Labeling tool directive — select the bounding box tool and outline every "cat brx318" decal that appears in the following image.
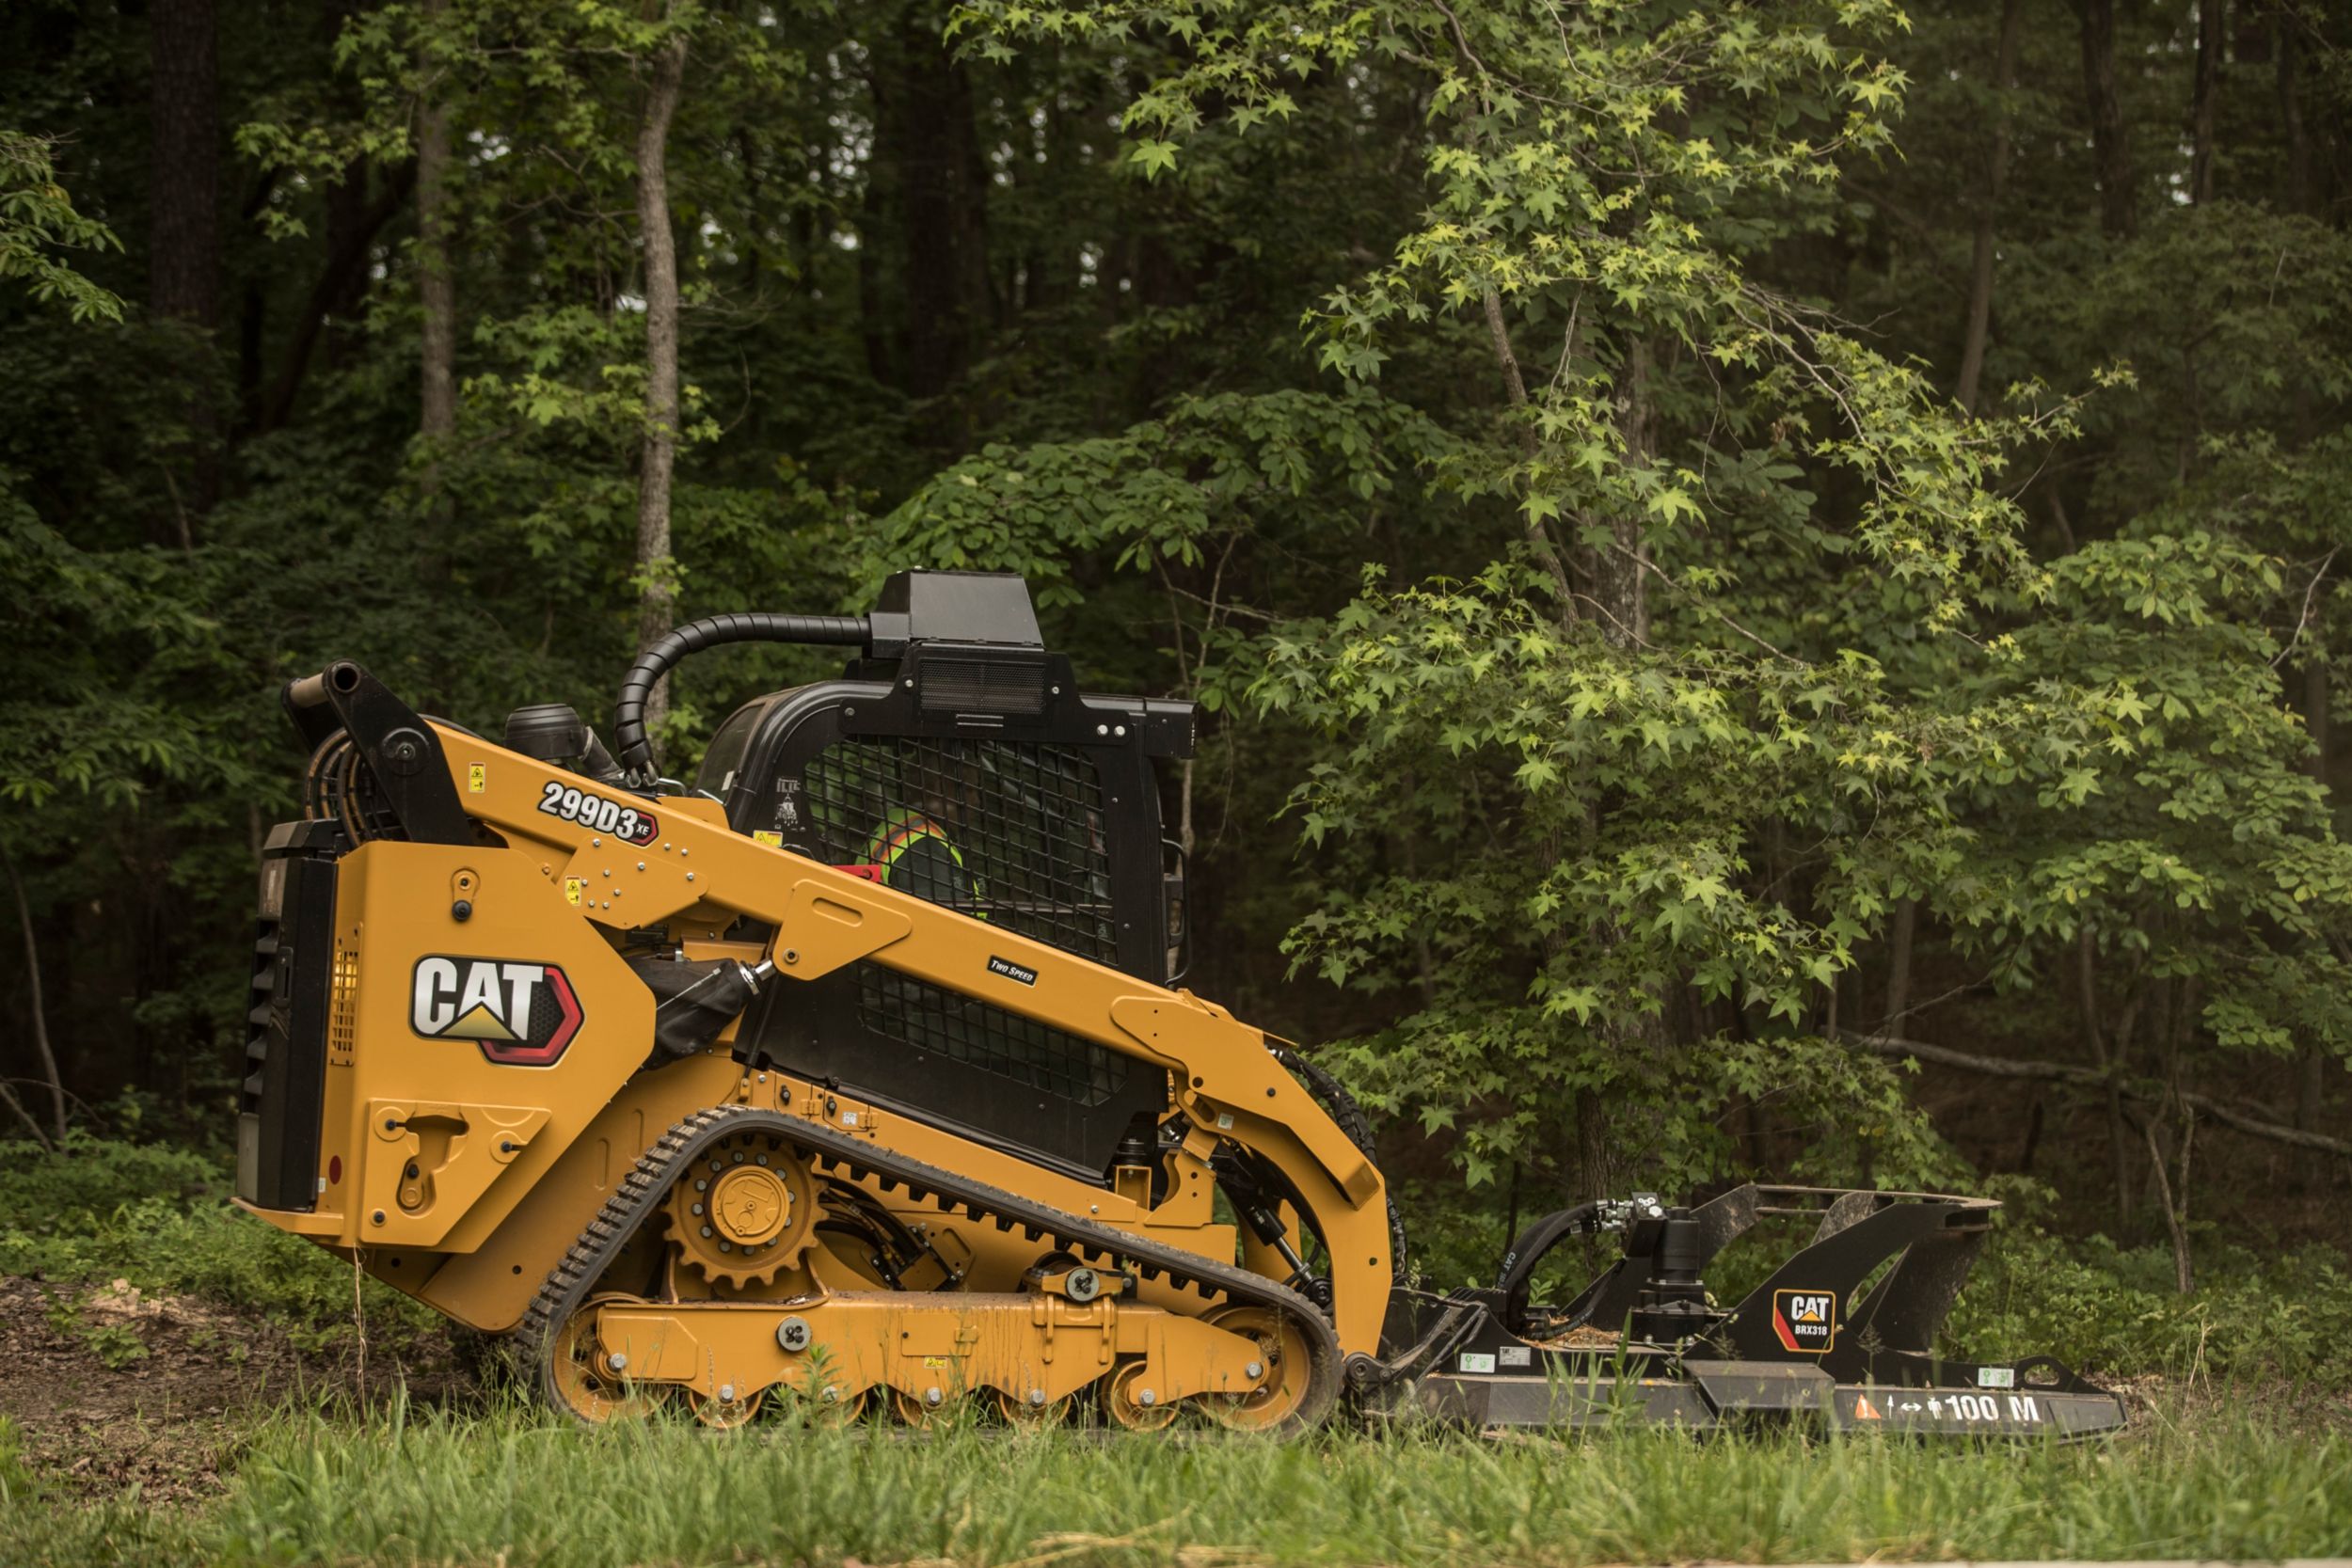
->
[1771,1287,1838,1353]
[410,956,583,1066]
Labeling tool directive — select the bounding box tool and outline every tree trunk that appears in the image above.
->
[1956,0,2025,414]
[416,0,458,475]
[260,163,417,436]
[631,30,691,757]
[149,0,219,328]
[2139,1112,2196,1293]
[2280,6,2312,215]
[2076,0,2137,238]
[1883,896,1918,1030]
[0,846,67,1142]
[874,8,984,410]
[148,0,221,522]
[1480,287,1577,624]
[2298,655,2332,1180]
[2077,927,2136,1228]
[1590,335,1654,648]
[1573,1087,1617,1205]
[2191,0,2228,203]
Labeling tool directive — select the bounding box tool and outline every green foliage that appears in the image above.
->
[0,1137,440,1354]
[0,1418,33,1506]
[1954,1223,2352,1389]
[0,131,120,324]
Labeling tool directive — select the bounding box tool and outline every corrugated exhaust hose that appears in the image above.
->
[613,611,869,781]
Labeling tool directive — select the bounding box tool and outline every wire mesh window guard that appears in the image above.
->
[854,963,1124,1107]
[803,736,1116,963]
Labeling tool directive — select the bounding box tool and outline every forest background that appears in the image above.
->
[4,0,2352,1378]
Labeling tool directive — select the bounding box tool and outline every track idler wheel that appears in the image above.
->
[993,1386,1073,1430]
[812,1386,869,1427]
[1200,1306,1314,1432]
[545,1295,662,1424]
[893,1386,959,1428]
[689,1386,764,1430]
[1102,1362,1179,1431]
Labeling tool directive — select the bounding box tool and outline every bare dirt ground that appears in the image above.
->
[0,1275,475,1503]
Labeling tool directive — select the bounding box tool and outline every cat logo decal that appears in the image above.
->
[409,956,583,1066]
[1772,1288,1838,1354]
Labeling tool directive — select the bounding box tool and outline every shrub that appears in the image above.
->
[0,1134,444,1354]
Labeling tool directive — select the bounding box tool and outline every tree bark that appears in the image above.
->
[632,30,691,757]
[2076,0,2137,238]
[2076,927,2137,1227]
[1956,0,2025,413]
[1883,896,1918,1028]
[148,0,222,523]
[2280,5,2312,215]
[0,846,67,1142]
[876,8,984,407]
[2298,656,2332,1180]
[1481,287,1577,625]
[258,164,417,436]
[416,0,458,476]
[149,0,220,328]
[2139,1113,2195,1293]
[2191,0,2228,204]
[1591,335,1654,648]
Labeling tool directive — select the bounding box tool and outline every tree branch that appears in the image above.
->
[1839,1029,2352,1158]
[0,842,66,1140]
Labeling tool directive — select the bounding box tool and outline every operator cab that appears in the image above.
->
[688,571,1194,1180]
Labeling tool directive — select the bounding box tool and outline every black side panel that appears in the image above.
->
[236,830,340,1211]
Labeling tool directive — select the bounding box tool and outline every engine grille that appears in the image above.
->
[803,736,1116,963]
[856,963,1125,1107]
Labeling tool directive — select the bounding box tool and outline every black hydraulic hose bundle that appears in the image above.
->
[613,611,870,781]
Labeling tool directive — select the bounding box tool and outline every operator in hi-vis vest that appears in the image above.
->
[865,804,989,919]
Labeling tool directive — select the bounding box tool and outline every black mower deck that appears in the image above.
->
[1409,1360,2127,1437]
[1372,1183,2129,1439]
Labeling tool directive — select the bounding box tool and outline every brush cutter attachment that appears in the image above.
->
[1375,1184,2126,1436]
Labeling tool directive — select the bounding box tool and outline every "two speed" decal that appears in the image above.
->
[536,782,658,846]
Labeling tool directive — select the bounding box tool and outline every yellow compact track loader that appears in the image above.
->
[236,570,2125,1436]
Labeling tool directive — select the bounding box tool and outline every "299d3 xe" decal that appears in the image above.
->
[536,782,657,846]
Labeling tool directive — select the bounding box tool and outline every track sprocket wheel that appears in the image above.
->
[663,1127,819,1290]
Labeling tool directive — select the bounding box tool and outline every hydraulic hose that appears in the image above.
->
[614,611,869,780]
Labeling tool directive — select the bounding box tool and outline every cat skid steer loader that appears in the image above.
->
[234,570,2125,1437]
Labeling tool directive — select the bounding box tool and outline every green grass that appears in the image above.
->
[0,1134,445,1358]
[6,1397,2349,1566]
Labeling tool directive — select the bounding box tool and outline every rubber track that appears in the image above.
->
[513,1104,1343,1432]
[1270,1046,1409,1277]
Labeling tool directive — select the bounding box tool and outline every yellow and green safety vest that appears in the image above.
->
[865,807,988,918]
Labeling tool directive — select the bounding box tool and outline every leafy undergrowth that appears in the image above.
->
[1947,1219,2352,1388]
[4,1394,2348,1567]
[0,1134,447,1361]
